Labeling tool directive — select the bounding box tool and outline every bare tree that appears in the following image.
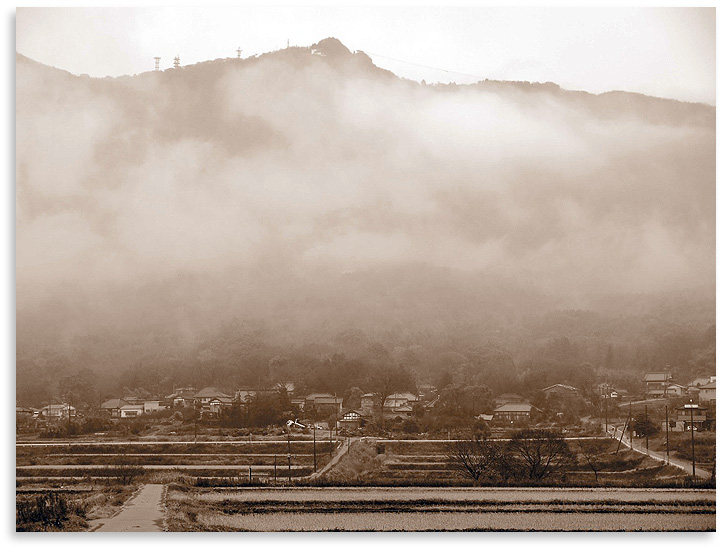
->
[447,437,502,481]
[576,439,609,483]
[506,429,574,481]
[106,455,146,486]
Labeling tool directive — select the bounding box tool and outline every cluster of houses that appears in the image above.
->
[642,371,716,403]
[17,370,715,434]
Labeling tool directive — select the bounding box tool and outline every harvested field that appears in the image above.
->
[166,486,716,531]
[191,511,715,531]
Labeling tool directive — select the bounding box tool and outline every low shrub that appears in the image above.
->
[16,492,87,531]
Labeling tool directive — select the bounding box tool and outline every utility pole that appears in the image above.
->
[287,431,292,483]
[194,408,198,443]
[604,395,608,436]
[645,404,649,454]
[665,405,670,463]
[616,410,631,454]
[274,455,277,483]
[313,424,317,472]
[628,402,633,450]
[67,395,72,437]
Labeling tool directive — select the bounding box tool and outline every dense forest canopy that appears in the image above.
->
[16,38,715,407]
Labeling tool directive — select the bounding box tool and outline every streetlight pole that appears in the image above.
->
[689,405,696,478]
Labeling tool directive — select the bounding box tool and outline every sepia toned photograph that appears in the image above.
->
[13,5,716,533]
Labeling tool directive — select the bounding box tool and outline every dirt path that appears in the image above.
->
[91,484,165,532]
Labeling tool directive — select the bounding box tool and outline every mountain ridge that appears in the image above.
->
[16,37,716,114]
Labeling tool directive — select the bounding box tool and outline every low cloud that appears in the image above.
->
[16,46,715,336]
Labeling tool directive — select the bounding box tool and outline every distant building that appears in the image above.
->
[699,380,716,403]
[304,393,343,416]
[686,376,713,390]
[236,388,276,402]
[40,404,76,419]
[204,396,234,417]
[100,398,127,418]
[493,403,534,422]
[643,372,673,398]
[194,387,232,406]
[596,383,627,400]
[383,392,418,409]
[542,384,579,399]
[417,384,438,401]
[119,403,144,418]
[360,393,380,412]
[669,404,710,432]
[16,406,38,419]
[102,397,165,417]
[336,409,369,430]
[166,387,197,408]
[493,393,528,408]
[383,404,413,423]
[664,384,687,398]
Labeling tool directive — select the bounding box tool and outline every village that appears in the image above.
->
[17,370,716,440]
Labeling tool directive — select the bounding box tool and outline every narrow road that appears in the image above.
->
[91,484,165,532]
[309,438,354,479]
[608,426,711,479]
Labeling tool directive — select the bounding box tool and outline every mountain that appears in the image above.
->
[15,39,715,398]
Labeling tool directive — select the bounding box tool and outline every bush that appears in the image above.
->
[105,456,147,485]
[80,417,112,434]
[17,493,87,530]
[401,419,420,434]
[38,426,66,439]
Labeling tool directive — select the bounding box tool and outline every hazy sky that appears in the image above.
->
[16,6,716,104]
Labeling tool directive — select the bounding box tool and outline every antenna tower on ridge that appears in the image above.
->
[173,55,180,69]
[236,47,242,58]
[154,57,161,71]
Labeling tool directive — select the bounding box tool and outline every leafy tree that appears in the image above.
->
[632,414,660,438]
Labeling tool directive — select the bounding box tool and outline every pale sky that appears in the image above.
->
[15,6,716,105]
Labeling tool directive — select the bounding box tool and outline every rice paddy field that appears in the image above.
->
[16,438,338,483]
[17,437,715,531]
[165,486,716,531]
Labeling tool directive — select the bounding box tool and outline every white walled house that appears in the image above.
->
[119,404,144,417]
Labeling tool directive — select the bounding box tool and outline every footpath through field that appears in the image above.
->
[91,484,165,532]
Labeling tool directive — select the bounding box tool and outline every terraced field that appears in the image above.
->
[16,439,341,484]
[369,440,461,484]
